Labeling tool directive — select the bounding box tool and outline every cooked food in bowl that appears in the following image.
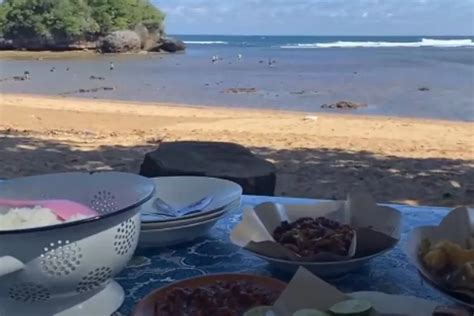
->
[0,206,89,230]
[155,280,281,316]
[272,217,354,257]
[421,239,474,273]
[420,239,474,300]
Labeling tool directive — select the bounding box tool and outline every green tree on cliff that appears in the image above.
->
[0,0,98,40]
[88,0,165,35]
[0,2,8,36]
[0,0,164,41]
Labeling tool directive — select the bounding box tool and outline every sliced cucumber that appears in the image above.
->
[243,305,276,316]
[293,308,329,316]
[329,299,373,316]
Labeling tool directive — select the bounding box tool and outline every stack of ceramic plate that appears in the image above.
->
[138,176,242,248]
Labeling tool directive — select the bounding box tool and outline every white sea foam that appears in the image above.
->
[183,41,228,45]
[281,38,474,49]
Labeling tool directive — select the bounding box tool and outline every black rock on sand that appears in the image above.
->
[321,101,368,110]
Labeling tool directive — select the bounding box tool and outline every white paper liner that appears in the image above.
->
[404,207,474,304]
[231,191,401,262]
[272,267,438,316]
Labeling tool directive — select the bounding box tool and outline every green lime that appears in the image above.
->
[293,308,329,316]
[243,305,276,316]
[329,299,373,316]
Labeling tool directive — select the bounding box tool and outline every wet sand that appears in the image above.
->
[1,94,473,206]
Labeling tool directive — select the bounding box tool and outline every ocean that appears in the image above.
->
[1,35,473,121]
[180,35,474,49]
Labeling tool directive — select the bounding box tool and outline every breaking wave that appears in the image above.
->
[183,41,228,45]
[281,38,474,49]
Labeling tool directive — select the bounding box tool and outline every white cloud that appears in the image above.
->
[191,7,208,15]
[154,0,474,35]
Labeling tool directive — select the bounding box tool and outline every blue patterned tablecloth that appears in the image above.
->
[116,195,451,315]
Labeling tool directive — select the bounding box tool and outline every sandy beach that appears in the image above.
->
[0,93,473,207]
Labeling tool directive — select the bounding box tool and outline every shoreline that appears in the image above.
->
[1,93,473,207]
[2,46,473,122]
[0,50,99,60]
[1,93,468,125]
[0,50,167,60]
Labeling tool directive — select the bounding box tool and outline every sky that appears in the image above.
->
[153,0,474,35]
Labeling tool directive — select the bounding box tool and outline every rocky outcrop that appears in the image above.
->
[321,101,368,110]
[150,37,186,53]
[0,37,96,51]
[99,30,141,53]
[224,88,257,94]
[66,41,97,50]
[0,38,14,50]
[135,24,163,51]
[140,141,277,196]
[134,24,149,48]
[0,29,186,53]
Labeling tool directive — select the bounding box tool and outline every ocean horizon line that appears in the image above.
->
[170,34,474,37]
[178,36,474,49]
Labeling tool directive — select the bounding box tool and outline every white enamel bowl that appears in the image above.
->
[0,172,154,316]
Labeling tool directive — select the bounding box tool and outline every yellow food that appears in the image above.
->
[423,248,449,272]
[422,239,474,272]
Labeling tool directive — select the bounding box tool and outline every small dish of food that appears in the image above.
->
[134,268,471,316]
[273,217,355,258]
[131,274,286,316]
[231,192,401,277]
[405,206,474,308]
[419,239,474,305]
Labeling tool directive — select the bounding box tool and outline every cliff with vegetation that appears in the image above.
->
[0,0,184,53]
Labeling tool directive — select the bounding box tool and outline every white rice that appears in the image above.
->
[0,206,88,230]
